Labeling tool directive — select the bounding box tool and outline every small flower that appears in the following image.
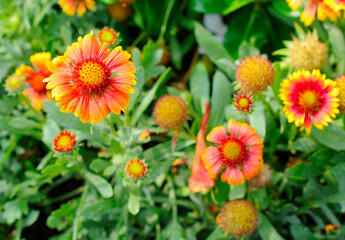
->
[107,1,133,21]
[5,74,25,94]
[287,0,339,26]
[189,104,215,193]
[217,200,258,238]
[16,52,52,111]
[58,0,95,17]
[235,56,275,93]
[98,27,118,46]
[233,89,253,113]
[325,224,340,232]
[125,158,148,179]
[248,164,271,188]
[53,130,76,152]
[203,119,263,185]
[335,75,345,113]
[279,70,339,134]
[172,158,187,166]
[44,32,136,125]
[153,95,189,131]
[138,130,151,141]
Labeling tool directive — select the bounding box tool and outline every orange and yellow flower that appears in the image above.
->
[189,104,215,193]
[138,130,151,141]
[233,89,253,113]
[98,27,118,46]
[335,75,345,113]
[58,0,95,17]
[287,0,340,26]
[325,0,345,11]
[279,70,339,134]
[5,74,25,94]
[44,32,136,125]
[15,52,52,110]
[203,119,263,185]
[125,158,148,179]
[53,129,76,152]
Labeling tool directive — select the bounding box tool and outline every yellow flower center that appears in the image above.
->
[238,98,249,108]
[299,90,320,110]
[222,141,242,161]
[56,135,74,149]
[78,61,106,85]
[128,161,144,176]
[6,76,23,90]
[100,31,115,43]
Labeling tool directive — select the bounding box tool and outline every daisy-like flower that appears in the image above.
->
[287,0,339,26]
[125,158,148,179]
[325,0,345,11]
[279,70,339,134]
[15,52,52,111]
[44,32,136,125]
[53,130,76,152]
[203,119,263,185]
[98,27,118,46]
[233,89,253,113]
[58,0,95,17]
[217,200,258,238]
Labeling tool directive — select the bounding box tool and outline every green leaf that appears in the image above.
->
[223,0,256,15]
[42,165,64,178]
[206,227,227,240]
[290,225,317,240]
[215,58,236,81]
[208,71,232,131]
[89,159,112,174]
[81,199,117,219]
[189,0,233,13]
[258,212,285,240]
[85,172,113,199]
[128,192,140,215]
[190,62,210,115]
[47,200,77,231]
[229,183,246,200]
[312,124,345,151]
[249,100,266,140]
[131,68,171,125]
[3,198,29,224]
[238,41,260,59]
[42,119,60,147]
[194,21,232,63]
[290,137,320,152]
[325,24,345,74]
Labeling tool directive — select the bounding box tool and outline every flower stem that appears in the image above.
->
[158,0,175,43]
[72,181,89,240]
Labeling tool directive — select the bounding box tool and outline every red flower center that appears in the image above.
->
[29,72,48,93]
[220,138,248,166]
[74,60,110,95]
[298,90,321,111]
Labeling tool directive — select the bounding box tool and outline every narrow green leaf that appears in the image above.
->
[190,62,210,115]
[249,100,266,140]
[258,212,284,240]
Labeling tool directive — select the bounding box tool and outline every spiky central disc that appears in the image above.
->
[220,138,247,166]
[56,135,74,149]
[128,162,144,175]
[78,61,106,85]
[100,31,115,43]
[238,98,249,108]
[299,90,320,111]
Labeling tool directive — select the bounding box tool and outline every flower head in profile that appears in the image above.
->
[44,32,136,125]
[279,70,339,134]
[138,130,151,141]
[235,56,275,93]
[58,0,95,17]
[5,74,25,94]
[335,75,345,113]
[98,27,118,46]
[189,104,215,193]
[275,25,328,71]
[153,95,189,131]
[217,200,258,238]
[15,52,52,110]
[286,0,339,26]
[233,89,253,113]
[203,119,263,185]
[125,158,148,179]
[53,130,76,152]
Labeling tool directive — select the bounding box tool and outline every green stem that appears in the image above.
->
[132,31,147,47]
[40,186,84,206]
[143,188,161,240]
[14,218,22,240]
[167,176,178,222]
[158,0,175,42]
[106,118,119,137]
[0,135,20,172]
[72,181,89,240]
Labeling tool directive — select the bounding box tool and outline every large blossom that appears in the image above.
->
[279,70,339,133]
[15,52,52,110]
[44,32,136,125]
[203,120,263,185]
[58,0,95,17]
[287,0,339,26]
[188,104,215,193]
